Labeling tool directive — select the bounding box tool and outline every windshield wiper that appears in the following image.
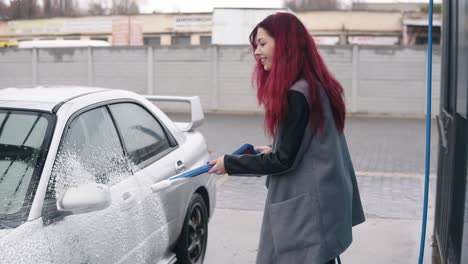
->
[0,144,39,161]
[0,222,12,229]
[0,218,14,229]
[0,144,39,184]
[0,213,24,229]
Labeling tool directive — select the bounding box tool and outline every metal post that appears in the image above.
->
[351,45,359,113]
[211,45,219,111]
[147,46,154,95]
[32,48,38,85]
[87,47,93,86]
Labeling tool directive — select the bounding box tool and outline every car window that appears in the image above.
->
[109,103,171,165]
[49,107,131,199]
[0,112,48,149]
[0,110,53,227]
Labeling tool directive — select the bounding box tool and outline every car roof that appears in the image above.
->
[0,86,109,112]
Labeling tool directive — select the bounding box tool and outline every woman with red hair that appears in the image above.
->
[209,12,365,264]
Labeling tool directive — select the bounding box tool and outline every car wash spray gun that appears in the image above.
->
[151,144,259,192]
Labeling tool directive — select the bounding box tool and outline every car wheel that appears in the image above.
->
[175,193,208,264]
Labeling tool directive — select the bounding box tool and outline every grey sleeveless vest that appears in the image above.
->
[256,79,365,264]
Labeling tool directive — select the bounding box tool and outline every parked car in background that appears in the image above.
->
[17,40,110,48]
[0,86,215,264]
[0,41,18,48]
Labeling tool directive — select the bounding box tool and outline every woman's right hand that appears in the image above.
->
[254,145,272,154]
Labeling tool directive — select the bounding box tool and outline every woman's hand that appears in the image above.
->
[254,145,272,154]
[208,155,226,175]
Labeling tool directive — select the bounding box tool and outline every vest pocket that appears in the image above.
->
[268,192,321,254]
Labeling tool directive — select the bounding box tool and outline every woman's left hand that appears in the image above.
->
[208,155,226,175]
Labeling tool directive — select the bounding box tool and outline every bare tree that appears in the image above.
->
[42,0,80,18]
[8,0,41,19]
[43,0,52,17]
[285,0,340,11]
[0,0,9,19]
[111,0,140,15]
[88,1,106,16]
[128,1,139,14]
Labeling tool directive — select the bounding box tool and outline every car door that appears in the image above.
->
[107,102,180,261]
[42,106,146,264]
[108,102,212,259]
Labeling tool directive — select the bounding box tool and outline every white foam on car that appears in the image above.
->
[40,148,170,263]
[0,220,52,263]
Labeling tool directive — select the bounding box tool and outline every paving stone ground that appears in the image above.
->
[215,173,436,220]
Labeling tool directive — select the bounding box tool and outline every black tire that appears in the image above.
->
[175,193,208,264]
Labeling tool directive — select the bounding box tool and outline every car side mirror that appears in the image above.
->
[57,183,111,215]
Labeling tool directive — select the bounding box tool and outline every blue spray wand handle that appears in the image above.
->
[170,143,259,180]
[150,144,260,193]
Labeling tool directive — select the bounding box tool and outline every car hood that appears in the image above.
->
[0,220,52,263]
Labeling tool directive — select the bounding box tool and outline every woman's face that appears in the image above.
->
[254,27,275,71]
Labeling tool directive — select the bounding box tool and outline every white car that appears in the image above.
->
[0,86,216,264]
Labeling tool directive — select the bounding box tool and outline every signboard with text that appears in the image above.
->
[8,17,112,35]
[174,15,212,32]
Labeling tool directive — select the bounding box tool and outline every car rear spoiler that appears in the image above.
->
[144,95,204,132]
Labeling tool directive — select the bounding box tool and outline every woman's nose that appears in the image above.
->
[254,46,261,56]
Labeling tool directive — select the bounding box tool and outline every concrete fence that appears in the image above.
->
[0,45,441,116]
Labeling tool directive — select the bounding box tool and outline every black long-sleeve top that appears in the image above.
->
[224,90,310,175]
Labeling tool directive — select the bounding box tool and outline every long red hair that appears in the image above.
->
[249,12,346,138]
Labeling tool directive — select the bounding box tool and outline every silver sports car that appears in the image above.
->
[0,86,216,264]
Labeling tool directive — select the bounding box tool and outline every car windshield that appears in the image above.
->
[0,109,54,228]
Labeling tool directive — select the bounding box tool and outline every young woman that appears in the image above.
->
[208,12,365,264]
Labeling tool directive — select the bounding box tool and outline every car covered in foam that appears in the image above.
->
[0,86,215,264]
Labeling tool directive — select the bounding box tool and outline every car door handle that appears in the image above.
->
[175,160,185,174]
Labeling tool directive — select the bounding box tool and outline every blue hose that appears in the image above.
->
[418,0,434,263]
